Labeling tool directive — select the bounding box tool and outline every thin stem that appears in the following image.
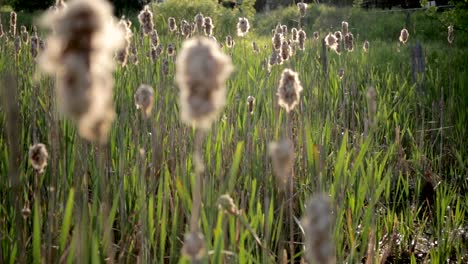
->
[190,129,205,232]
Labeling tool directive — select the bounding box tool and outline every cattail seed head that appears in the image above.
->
[181,20,192,38]
[167,43,176,57]
[313,31,319,40]
[237,17,250,37]
[195,13,204,33]
[22,206,31,219]
[38,39,45,52]
[298,29,306,50]
[334,31,342,42]
[203,17,213,36]
[341,21,348,36]
[325,32,338,52]
[14,35,21,54]
[291,27,298,42]
[182,232,206,261]
[168,17,177,32]
[138,5,154,35]
[129,43,139,65]
[301,193,336,264]
[29,143,49,174]
[363,40,369,53]
[252,41,259,53]
[150,45,160,61]
[338,68,344,80]
[30,32,39,58]
[217,194,239,215]
[162,57,169,75]
[134,84,154,118]
[0,23,4,38]
[272,32,283,51]
[226,35,234,48]
[21,26,29,44]
[116,18,132,66]
[10,11,17,37]
[175,37,233,129]
[150,29,159,47]
[344,33,354,51]
[399,28,409,44]
[247,95,255,114]
[277,69,303,112]
[281,25,288,36]
[297,2,308,17]
[275,23,283,34]
[280,40,291,61]
[39,0,125,143]
[269,139,295,190]
[447,25,454,44]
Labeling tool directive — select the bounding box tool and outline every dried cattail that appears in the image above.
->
[366,86,377,126]
[29,143,49,173]
[268,51,278,70]
[14,35,21,54]
[281,24,288,36]
[167,43,176,57]
[291,27,298,42]
[252,41,259,53]
[345,33,354,52]
[22,206,31,219]
[38,39,45,52]
[301,193,336,264]
[217,194,239,215]
[297,2,308,17]
[138,5,154,35]
[195,13,204,33]
[237,17,250,37]
[134,84,154,118]
[150,29,159,47]
[313,31,319,40]
[0,23,4,38]
[363,40,369,53]
[39,0,125,143]
[275,23,283,34]
[335,42,342,55]
[129,43,139,65]
[325,32,338,52]
[447,25,454,44]
[21,26,29,44]
[203,17,213,36]
[168,17,177,32]
[116,17,133,66]
[277,69,303,112]
[272,32,283,51]
[399,28,409,44]
[10,11,17,37]
[226,35,234,48]
[182,232,206,261]
[341,21,348,36]
[247,95,255,114]
[150,45,160,61]
[334,31,342,42]
[175,37,233,129]
[280,40,291,61]
[298,29,306,51]
[338,68,344,80]
[181,20,191,38]
[269,139,295,189]
[161,57,169,75]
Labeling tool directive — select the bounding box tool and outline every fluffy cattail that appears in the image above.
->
[168,17,177,32]
[21,26,29,44]
[252,41,259,53]
[129,43,139,65]
[313,31,319,40]
[150,45,160,61]
[116,18,132,66]
[10,11,17,37]
[134,84,154,118]
[39,0,125,143]
[281,25,288,37]
[204,17,213,36]
[297,2,308,17]
[138,5,154,35]
[161,58,169,75]
[399,28,409,44]
[277,69,303,112]
[272,32,283,51]
[301,193,336,264]
[167,43,176,57]
[247,95,255,114]
[447,25,454,44]
[217,194,239,215]
[14,35,21,54]
[338,68,344,80]
[181,20,192,38]
[29,143,48,174]
[345,33,354,52]
[269,139,295,190]
[298,29,306,50]
[268,51,278,71]
[325,32,338,52]
[195,13,204,33]
[182,232,206,261]
[150,29,159,47]
[334,31,342,42]
[363,40,369,53]
[341,21,348,36]
[237,17,250,37]
[275,23,283,35]
[175,37,233,129]
[291,28,298,42]
[335,42,342,55]
[280,40,291,61]
[226,35,234,48]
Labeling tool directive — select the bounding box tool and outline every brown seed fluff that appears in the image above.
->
[298,29,306,50]
[338,68,344,80]
[21,26,29,44]
[150,29,159,47]
[116,17,132,66]
[247,95,255,114]
[181,20,191,38]
[175,37,233,129]
[167,43,176,57]
[297,2,308,17]
[301,193,336,264]
[14,35,21,54]
[281,24,288,37]
[334,31,342,42]
[195,13,204,33]
[161,57,169,75]
[341,21,348,36]
[269,139,295,190]
[252,41,259,53]
[313,31,319,40]
[237,17,250,37]
[203,17,214,36]
[399,28,409,44]
[226,35,234,48]
[168,17,177,32]
[325,32,338,52]
[134,84,154,118]
[39,0,125,143]
[291,27,298,42]
[0,23,4,38]
[345,32,354,52]
[363,40,369,53]
[138,5,154,35]
[30,32,39,58]
[217,194,239,215]
[29,143,49,174]
[182,232,206,261]
[447,25,454,44]
[277,68,303,112]
[272,32,283,51]
[10,11,17,37]
[280,40,291,61]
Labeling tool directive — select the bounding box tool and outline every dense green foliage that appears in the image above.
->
[0,2,467,263]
